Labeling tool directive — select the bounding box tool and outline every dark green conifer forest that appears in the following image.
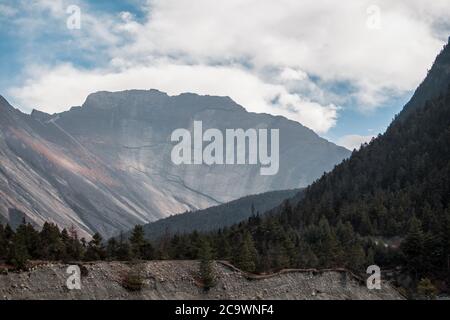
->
[157,83,450,290]
[1,76,449,296]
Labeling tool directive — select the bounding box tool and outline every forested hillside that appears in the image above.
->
[157,77,450,292]
[135,189,302,240]
[3,85,447,294]
[2,39,449,299]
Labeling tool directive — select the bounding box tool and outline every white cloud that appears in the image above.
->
[279,68,308,82]
[122,0,448,106]
[9,62,337,133]
[337,134,376,150]
[0,4,18,17]
[5,0,450,134]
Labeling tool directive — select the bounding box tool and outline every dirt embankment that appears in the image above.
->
[0,260,403,300]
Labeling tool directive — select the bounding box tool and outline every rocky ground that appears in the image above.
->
[0,260,403,300]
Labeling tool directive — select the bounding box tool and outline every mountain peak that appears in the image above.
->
[31,109,53,122]
[400,40,450,118]
[0,95,12,108]
[0,95,15,119]
[82,89,169,110]
[81,89,245,112]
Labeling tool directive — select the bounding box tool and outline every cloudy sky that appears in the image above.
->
[1,0,449,149]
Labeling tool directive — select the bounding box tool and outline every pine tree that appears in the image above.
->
[0,225,6,260]
[299,243,319,268]
[217,236,232,261]
[116,232,132,261]
[39,222,66,260]
[3,224,14,241]
[8,229,29,269]
[346,243,366,272]
[366,247,375,266]
[234,232,258,272]
[401,216,425,279]
[440,212,450,277]
[60,228,71,261]
[315,217,343,267]
[13,219,40,260]
[106,238,118,260]
[199,238,215,289]
[129,225,147,260]
[141,242,155,260]
[66,225,83,261]
[84,233,106,261]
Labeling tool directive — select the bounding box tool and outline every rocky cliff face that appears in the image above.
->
[0,261,402,300]
[0,90,349,237]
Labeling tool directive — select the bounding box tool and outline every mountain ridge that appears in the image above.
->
[400,41,450,119]
[0,90,349,237]
[133,188,302,240]
[157,40,450,289]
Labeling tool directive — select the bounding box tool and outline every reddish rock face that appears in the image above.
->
[0,90,349,237]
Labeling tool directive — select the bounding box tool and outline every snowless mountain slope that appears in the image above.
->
[0,91,349,238]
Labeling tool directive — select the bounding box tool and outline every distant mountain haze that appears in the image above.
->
[0,90,349,238]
